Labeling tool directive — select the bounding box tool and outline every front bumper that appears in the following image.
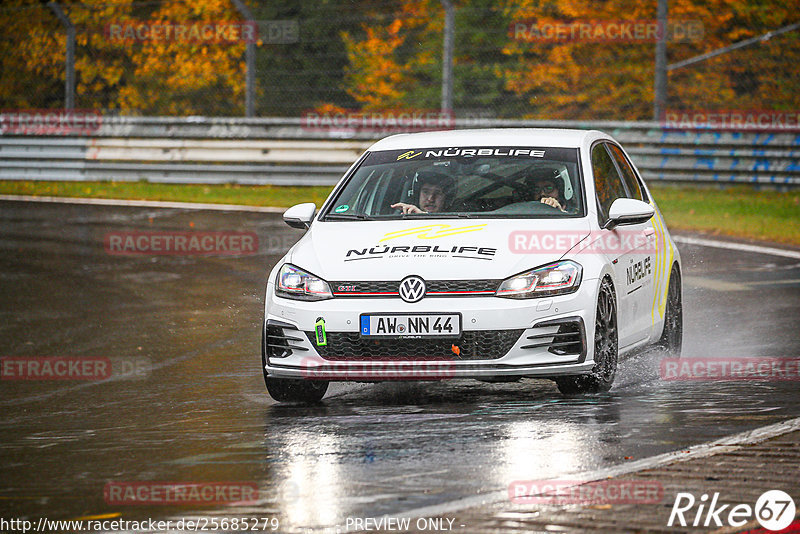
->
[263,283,598,381]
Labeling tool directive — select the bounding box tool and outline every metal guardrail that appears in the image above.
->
[1,117,798,187]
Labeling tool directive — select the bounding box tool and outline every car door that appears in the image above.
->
[606,142,657,345]
[606,143,662,341]
[591,142,652,349]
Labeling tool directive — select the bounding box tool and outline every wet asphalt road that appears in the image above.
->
[0,199,799,532]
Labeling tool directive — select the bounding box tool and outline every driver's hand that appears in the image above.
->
[540,197,565,212]
[391,202,424,214]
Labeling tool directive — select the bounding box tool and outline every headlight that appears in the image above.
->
[496,260,582,299]
[276,264,333,301]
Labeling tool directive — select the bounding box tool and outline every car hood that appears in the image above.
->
[285,218,592,281]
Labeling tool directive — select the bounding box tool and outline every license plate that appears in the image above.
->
[360,313,461,338]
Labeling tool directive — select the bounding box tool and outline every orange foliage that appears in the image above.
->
[499,0,798,119]
[342,18,410,110]
[0,0,247,115]
[341,0,443,111]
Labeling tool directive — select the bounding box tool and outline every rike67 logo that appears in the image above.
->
[668,490,796,531]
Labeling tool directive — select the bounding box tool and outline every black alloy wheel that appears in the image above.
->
[556,277,618,395]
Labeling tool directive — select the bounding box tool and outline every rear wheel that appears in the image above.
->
[556,277,618,395]
[657,265,683,357]
[262,323,328,403]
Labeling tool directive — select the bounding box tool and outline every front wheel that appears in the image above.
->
[657,265,683,357]
[556,277,618,395]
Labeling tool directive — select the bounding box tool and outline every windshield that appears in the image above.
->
[322,146,584,220]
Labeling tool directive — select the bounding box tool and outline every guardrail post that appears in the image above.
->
[48,2,75,111]
[231,0,256,117]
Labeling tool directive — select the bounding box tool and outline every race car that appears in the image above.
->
[262,129,682,402]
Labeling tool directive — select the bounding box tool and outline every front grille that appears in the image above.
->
[330,279,500,297]
[332,280,397,295]
[428,279,499,295]
[265,322,308,359]
[306,329,524,361]
[520,317,585,357]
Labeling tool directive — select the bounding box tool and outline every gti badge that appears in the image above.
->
[398,275,426,303]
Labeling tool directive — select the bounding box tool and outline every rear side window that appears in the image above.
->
[607,144,645,202]
[591,143,628,222]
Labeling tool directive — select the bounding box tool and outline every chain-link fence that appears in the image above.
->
[1,0,798,122]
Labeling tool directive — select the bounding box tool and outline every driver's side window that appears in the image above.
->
[591,143,628,224]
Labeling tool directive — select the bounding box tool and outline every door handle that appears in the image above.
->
[644,227,656,237]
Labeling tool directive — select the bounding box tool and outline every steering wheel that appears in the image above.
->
[537,200,564,212]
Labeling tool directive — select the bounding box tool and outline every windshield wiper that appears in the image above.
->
[324,213,373,221]
[399,212,473,219]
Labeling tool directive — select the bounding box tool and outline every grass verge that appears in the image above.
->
[1,180,798,246]
[0,180,333,208]
[649,185,800,247]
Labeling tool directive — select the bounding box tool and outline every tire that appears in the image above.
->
[556,277,618,395]
[262,323,328,403]
[657,265,683,357]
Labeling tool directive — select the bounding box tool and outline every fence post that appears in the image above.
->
[441,0,455,114]
[653,0,668,121]
[48,2,75,111]
[232,0,256,117]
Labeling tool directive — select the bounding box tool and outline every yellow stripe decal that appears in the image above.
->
[650,207,673,322]
[379,224,487,242]
[650,204,664,324]
[661,213,675,318]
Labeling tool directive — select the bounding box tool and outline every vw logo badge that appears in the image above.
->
[398,275,426,303]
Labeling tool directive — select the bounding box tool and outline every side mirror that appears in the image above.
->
[604,198,654,229]
[283,203,316,229]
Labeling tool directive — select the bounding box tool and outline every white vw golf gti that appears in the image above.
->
[263,129,682,402]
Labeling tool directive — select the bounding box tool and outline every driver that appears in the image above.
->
[391,171,455,214]
[525,169,567,212]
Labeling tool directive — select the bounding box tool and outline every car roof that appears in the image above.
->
[368,128,609,151]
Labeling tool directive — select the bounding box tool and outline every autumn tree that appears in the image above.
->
[337,0,800,120]
[246,0,364,116]
[112,0,247,115]
[339,1,436,111]
[0,1,70,109]
[0,0,248,115]
[336,0,521,115]
[2,0,796,118]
